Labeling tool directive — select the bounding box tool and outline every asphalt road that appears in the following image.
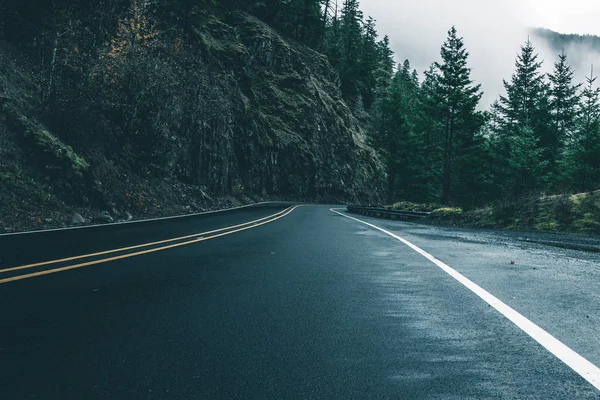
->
[0,204,599,399]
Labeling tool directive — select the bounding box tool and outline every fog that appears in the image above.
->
[359,0,600,108]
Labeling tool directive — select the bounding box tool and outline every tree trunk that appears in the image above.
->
[322,0,331,26]
[45,32,59,105]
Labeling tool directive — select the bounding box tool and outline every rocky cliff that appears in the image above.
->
[0,8,383,231]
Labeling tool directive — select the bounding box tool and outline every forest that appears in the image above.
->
[1,0,599,217]
[314,0,600,208]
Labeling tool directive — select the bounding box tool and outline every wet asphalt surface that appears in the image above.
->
[0,205,599,399]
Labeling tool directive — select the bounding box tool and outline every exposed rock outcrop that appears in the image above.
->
[0,9,384,232]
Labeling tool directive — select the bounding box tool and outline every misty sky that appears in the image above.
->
[359,0,600,107]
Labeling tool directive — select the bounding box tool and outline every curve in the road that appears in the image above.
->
[0,206,299,285]
[0,206,295,275]
[0,201,283,237]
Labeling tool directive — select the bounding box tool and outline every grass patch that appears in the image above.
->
[0,172,14,182]
[431,207,463,217]
[10,112,90,178]
[390,201,443,213]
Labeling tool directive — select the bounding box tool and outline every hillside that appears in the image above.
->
[530,27,600,53]
[0,5,384,232]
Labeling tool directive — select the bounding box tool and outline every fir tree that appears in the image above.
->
[562,66,600,191]
[433,26,483,205]
[375,35,395,89]
[338,0,363,106]
[547,50,581,182]
[495,39,549,193]
[323,0,342,70]
[509,125,547,194]
[359,16,379,110]
[371,60,420,203]
[414,64,444,202]
[497,39,546,130]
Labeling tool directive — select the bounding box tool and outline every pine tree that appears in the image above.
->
[547,50,581,183]
[496,39,549,194]
[296,0,326,47]
[497,39,546,129]
[393,61,422,201]
[338,0,363,106]
[371,60,420,203]
[509,125,547,194]
[580,66,600,136]
[433,26,483,205]
[323,0,342,70]
[562,66,600,191]
[485,100,512,198]
[375,35,395,88]
[414,64,444,202]
[322,0,333,27]
[359,16,379,110]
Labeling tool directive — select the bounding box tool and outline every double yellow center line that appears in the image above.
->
[0,206,299,285]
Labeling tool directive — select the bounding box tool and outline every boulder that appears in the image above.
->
[71,213,85,225]
[93,211,114,223]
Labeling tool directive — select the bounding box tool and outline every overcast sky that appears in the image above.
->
[359,0,600,107]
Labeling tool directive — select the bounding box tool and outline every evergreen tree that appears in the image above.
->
[392,61,422,201]
[485,100,511,199]
[547,50,581,183]
[288,0,325,47]
[432,26,483,205]
[322,0,333,27]
[495,39,549,194]
[509,125,547,194]
[562,66,600,191]
[371,60,420,203]
[497,39,546,129]
[414,64,444,202]
[338,0,363,106]
[323,0,342,70]
[375,35,395,89]
[359,16,379,110]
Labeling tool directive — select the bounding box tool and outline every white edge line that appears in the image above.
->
[0,201,294,237]
[330,208,600,392]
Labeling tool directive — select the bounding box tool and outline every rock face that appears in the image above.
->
[0,8,383,232]
[170,12,384,203]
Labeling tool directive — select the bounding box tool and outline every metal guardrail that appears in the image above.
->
[346,205,431,220]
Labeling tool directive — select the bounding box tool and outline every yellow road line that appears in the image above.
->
[0,206,294,275]
[0,206,298,285]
